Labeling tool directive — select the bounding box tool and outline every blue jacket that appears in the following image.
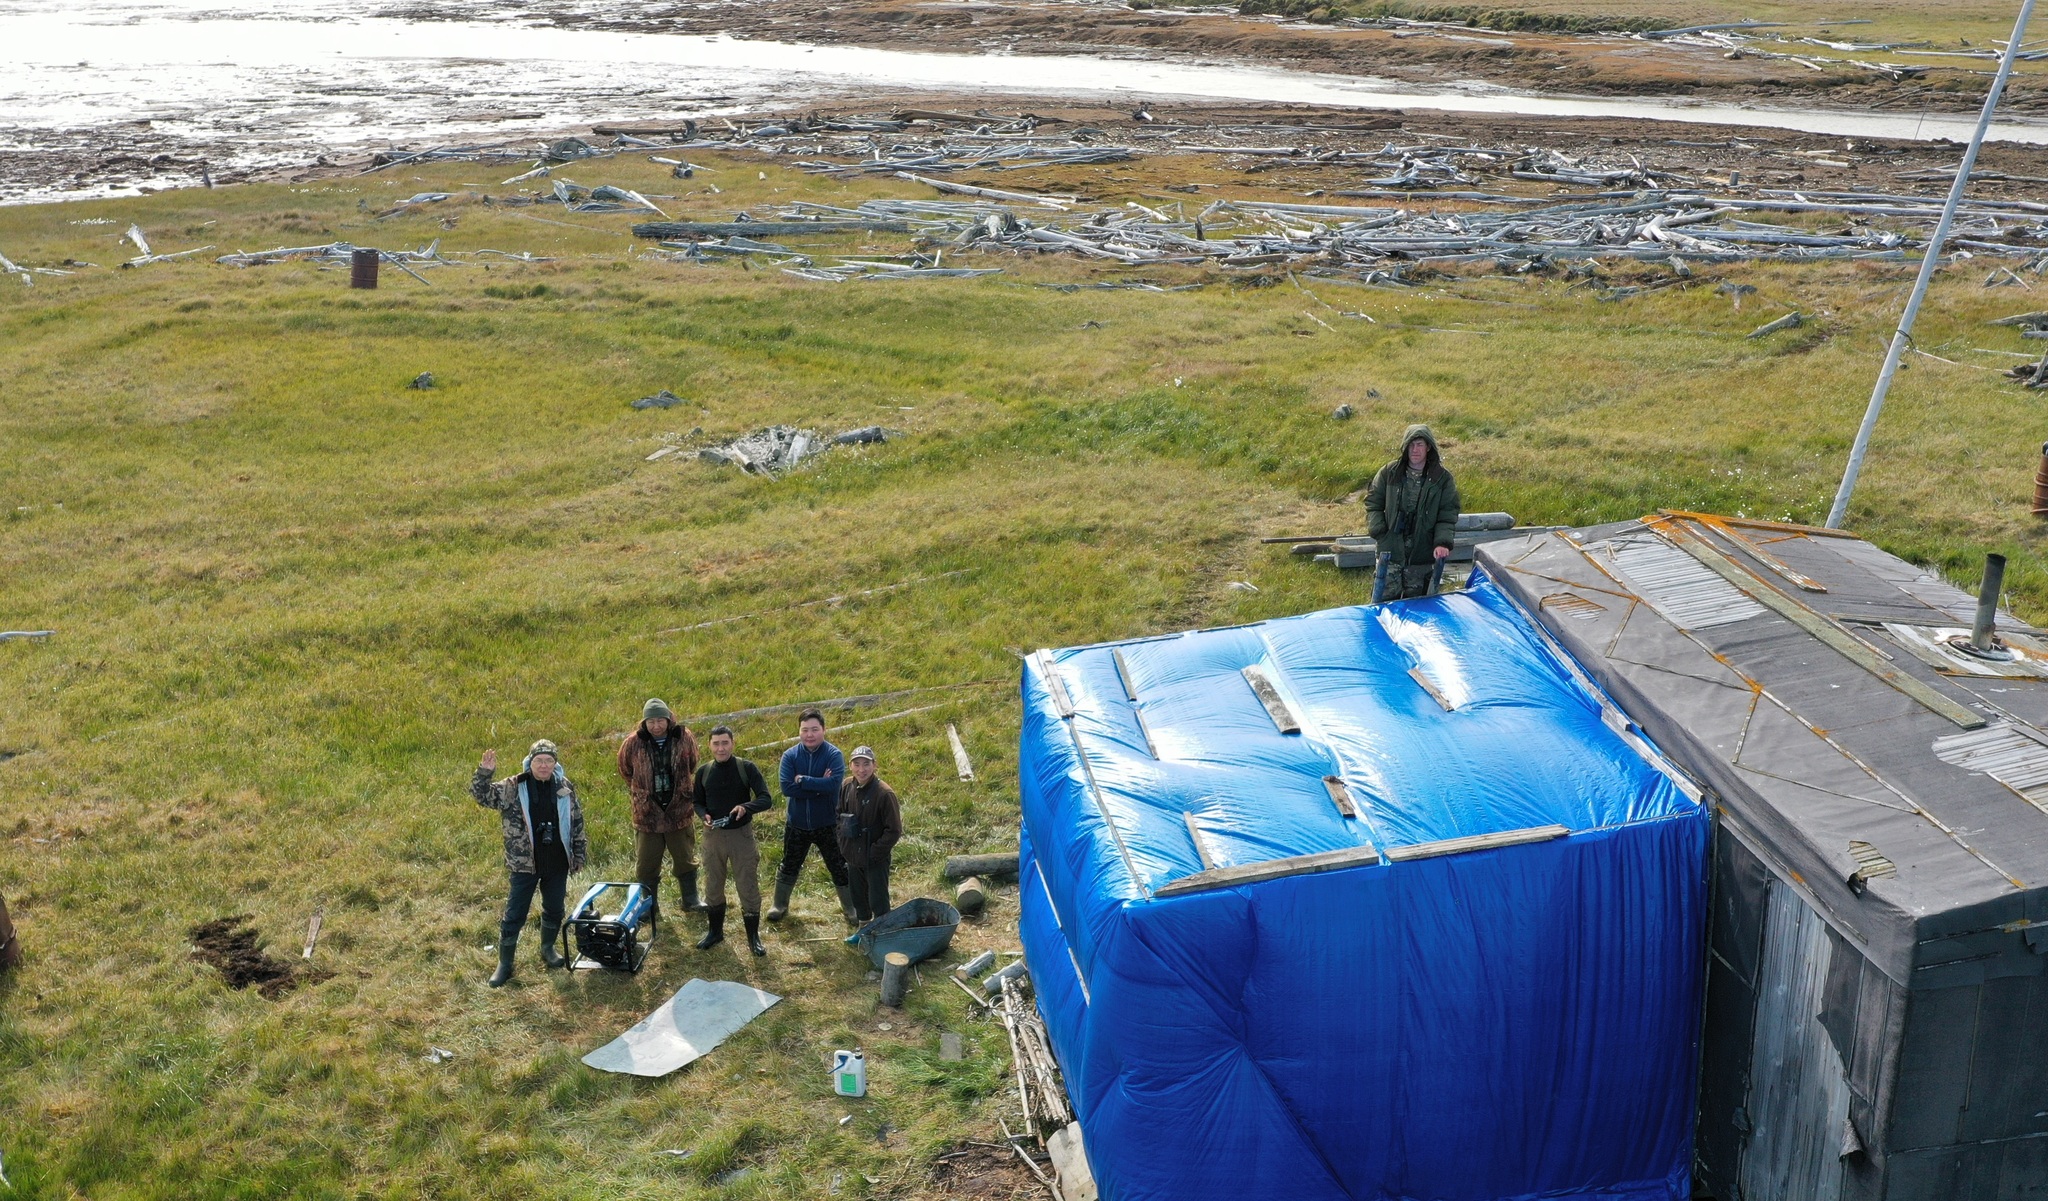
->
[780,741,846,830]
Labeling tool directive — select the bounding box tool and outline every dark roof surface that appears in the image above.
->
[1479,515,2048,983]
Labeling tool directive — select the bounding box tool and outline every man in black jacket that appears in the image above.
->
[694,725,774,955]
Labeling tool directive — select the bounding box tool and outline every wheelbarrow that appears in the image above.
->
[851,898,960,969]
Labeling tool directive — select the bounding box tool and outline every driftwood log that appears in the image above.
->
[944,853,1019,881]
[631,219,909,240]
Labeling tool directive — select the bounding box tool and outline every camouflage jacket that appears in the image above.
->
[471,767,588,875]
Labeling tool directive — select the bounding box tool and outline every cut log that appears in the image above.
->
[955,876,988,916]
[880,951,912,1007]
[945,853,1019,880]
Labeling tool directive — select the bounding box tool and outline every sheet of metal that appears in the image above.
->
[1933,724,2048,814]
[1741,877,1853,1201]
[1600,532,1768,629]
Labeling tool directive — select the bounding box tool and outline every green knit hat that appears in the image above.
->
[643,698,674,722]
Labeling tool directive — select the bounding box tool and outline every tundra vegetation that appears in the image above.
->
[0,146,2042,1198]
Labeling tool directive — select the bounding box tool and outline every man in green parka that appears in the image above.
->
[1366,424,1461,602]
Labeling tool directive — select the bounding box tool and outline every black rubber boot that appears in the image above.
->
[538,923,566,969]
[696,905,727,950]
[743,913,766,957]
[767,876,795,922]
[488,938,517,988]
[678,868,705,913]
[835,885,860,925]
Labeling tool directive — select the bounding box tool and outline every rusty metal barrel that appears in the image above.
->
[2034,441,2048,516]
[350,248,379,289]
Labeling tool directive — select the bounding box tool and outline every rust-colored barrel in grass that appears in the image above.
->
[350,248,379,289]
[2034,442,2048,517]
[0,888,19,970]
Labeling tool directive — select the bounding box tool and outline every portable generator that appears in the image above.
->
[561,881,656,973]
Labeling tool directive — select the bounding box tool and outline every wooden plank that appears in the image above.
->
[1182,814,1217,870]
[1382,823,1571,862]
[1242,665,1301,734]
[1032,650,1076,718]
[1652,508,1859,540]
[1408,665,1455,710]
[631,219,910,239]
[1647,519,1986,729]
[1111,649,1140,701]
[946,722,975,781]
[1131,706,1161,760]
[1154,842,1381,898]
[1659,511,1827,592]
[1323,775,1358,818]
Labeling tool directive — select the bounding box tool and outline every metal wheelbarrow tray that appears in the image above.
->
[853,898,960,969]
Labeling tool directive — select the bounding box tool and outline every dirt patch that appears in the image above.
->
[189,916,328,1000]
[928,1142,1045,1200]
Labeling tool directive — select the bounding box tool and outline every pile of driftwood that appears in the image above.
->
[632,185,2048,278]
[673,425,896,476]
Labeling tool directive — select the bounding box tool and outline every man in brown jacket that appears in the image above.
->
[617,698,702,920]
[836,745,904,925]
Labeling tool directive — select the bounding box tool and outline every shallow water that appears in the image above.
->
[8,0,2048,204]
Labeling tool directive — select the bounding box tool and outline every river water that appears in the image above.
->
[8,0,2048,204]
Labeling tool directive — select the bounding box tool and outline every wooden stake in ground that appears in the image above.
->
[947,723,976,781]
[303,907,325,960]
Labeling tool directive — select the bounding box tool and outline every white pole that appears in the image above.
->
[1825,0,2038,529]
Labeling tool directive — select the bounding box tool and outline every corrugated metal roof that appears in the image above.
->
[1601,534,1766,630]
[1932,724,2048,814]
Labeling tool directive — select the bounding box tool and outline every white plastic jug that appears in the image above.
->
[832,1049,866,1098]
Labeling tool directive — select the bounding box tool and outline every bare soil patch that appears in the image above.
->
[189,916,328,1000]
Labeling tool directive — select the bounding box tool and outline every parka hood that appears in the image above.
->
[1396,423,1443,475]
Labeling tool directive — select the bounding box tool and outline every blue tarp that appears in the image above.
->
[1018,576,1710,1201]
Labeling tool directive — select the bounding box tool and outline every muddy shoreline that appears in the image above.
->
[387,0,2035,116]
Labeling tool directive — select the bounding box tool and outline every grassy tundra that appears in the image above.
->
[1,151,2044,1198]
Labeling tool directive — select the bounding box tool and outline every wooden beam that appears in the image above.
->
[1183,814,1217,870]
[1646,518,1986,729]
[1155,842,1381,897]
[1659,511,1827,592]
[1242,665,1301,734]
[1111,649,1140,702]
[1382,823,1570,862]
[1407,665,1456,711]
[1132,706,1161,760]
[1032,650,1076,718]
[1323,775,1359,819]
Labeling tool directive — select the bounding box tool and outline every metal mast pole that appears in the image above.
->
[1824,0,2038,529]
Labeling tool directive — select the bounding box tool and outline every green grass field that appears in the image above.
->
[2,151,2046,1198]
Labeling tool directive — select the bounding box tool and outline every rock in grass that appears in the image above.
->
[633,389,685,410]
[1332,403,1355,420]
[408,372,434,390]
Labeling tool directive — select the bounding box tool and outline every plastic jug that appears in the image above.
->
[832,1049,866,1098]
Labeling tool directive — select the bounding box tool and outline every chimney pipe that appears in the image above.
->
[1972,553,2008,653]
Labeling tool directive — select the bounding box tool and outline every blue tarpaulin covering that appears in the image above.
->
[1017,576,1710,1201]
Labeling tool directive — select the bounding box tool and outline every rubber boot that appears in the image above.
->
[696,905,727,950]
[836,885,860,925]
[767,876,794,922]
[743,913,766,957]
[678,867,705,913]
[488,937,517,988]
[538,923,566,970]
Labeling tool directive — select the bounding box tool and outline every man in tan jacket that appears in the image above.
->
[618,698,702,920]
